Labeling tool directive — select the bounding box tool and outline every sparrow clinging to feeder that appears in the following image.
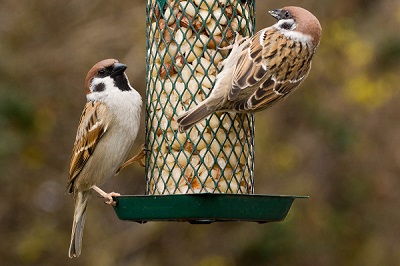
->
[177,6,322,132]
[67,59,142,258]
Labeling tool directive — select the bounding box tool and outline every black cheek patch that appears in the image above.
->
[93,82,105,92]
[281,22,292,30]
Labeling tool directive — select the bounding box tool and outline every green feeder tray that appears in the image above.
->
[113,194,307,224]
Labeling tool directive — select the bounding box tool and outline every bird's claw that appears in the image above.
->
[218,31,248,51]
[103,192,120,206]
[115,144,147,175]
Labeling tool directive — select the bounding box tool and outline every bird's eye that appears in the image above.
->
[98,69,106,75]
[284,11,290,18]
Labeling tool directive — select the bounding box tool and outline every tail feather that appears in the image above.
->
[69,191,90,258]
[177,102,214,132]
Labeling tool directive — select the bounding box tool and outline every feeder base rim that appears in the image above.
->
[112,193,307,223]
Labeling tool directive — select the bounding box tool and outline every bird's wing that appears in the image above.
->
[229,28,312,112]
[67,101,111,192]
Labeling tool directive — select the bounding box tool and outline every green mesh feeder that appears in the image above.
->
[113,0,306,223]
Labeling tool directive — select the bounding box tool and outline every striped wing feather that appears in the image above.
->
[67,101,110,192]
[230,28,313,112]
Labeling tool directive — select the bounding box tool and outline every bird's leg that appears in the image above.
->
[115,144,147,175]
[233,30,249,44]
[91,185,120,206]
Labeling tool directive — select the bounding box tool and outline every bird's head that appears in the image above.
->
[85,59,131,95]
[269,6,322,47]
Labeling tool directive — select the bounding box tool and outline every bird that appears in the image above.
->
[177,6,322,132]
[66,59,142,258]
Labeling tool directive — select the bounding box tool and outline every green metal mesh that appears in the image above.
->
[145,0,255,195]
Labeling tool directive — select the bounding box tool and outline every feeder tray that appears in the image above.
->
[113,194,307,224]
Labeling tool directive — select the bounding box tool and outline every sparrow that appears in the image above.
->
[67,59,142,258]
[177,6,322,132]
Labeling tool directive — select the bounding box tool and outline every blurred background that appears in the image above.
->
[1,0,399,265]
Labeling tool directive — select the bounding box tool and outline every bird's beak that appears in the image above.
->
[111,63,127,78]
[268,9,281,20]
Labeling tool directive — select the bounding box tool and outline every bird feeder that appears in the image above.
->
[113,0,305,223]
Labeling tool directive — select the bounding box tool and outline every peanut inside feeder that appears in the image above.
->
[145,0,256,195]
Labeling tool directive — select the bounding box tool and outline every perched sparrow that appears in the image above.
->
[177,6,321,132]
[67,59,142,258]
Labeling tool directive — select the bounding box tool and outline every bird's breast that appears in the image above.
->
[77,90,142,189]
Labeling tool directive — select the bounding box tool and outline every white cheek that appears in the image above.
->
[87,77,119,101]
[274,19,296,31]
[274,19,313,43]
[90,77,115,91]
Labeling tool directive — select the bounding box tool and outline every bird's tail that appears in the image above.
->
[177,102,214,132]
[69,191,90,258]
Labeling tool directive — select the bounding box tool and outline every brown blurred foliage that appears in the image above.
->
[1,0,400,265]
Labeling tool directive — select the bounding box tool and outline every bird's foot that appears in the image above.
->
[92,186,120,206]
[115,144,147,175]
[102,192,120,206]
[218,31,248,51]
